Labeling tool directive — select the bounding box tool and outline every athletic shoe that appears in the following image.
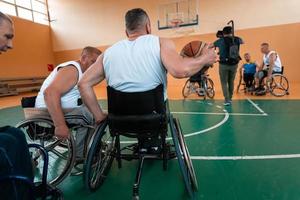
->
[223,101,231,106]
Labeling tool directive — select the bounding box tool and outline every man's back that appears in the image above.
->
[214,36,243,65]
[103,35,167,98]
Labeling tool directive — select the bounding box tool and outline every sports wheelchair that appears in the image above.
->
[182,66,215,99]
[254,66,289,97]
[0,143,63,200]
[83,84,198,199]
[236,68,255,94]
[15,96,95,186]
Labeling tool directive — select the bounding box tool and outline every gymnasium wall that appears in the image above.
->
[48,0,300,51]
[53,22,300,85]
[0,16,55,78]
[49,0,300,85]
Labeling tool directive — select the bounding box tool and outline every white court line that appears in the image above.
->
[247,98,267,115]
[172,111,267,117]
[191,154,300,160]
[120,109,230,144]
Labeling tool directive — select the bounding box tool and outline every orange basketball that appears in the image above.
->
[180,40,208,58]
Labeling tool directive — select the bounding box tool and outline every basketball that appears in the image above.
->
[180,40,209,58]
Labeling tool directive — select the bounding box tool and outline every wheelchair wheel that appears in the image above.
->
[203,77,215,99]
[169,115,197,198]
[182,80,200,98]
[269,74,289,97]
[84,120,116,191]
[16,118,75,186]
[174,118,198,191]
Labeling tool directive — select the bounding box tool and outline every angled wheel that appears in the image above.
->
[182,80,199,98]
[174,118,198,191]
[16,118,75,186]
[269,74,289,97]
[169,115,197,198]
[84,120,116,191]
[204,77,215,99]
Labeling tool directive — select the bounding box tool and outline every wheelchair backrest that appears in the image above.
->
[107,84,167,137]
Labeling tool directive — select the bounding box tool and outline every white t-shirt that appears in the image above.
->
[103,34,167,99]
[263,51,282,72]
[35,61,83,108]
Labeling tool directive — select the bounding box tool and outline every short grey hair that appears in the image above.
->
[125,8,149,33]
[0,11,13,25]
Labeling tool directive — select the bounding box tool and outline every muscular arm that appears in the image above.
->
[44,66,78,138]
[160,38,217,78]
[78,54,106,123]
[268,53,276,77]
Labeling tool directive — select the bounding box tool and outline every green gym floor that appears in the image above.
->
[1,99,300,200]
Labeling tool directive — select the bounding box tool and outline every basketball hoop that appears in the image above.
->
[170,18,184,28]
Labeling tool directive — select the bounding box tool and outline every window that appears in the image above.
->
[0,0,49,25]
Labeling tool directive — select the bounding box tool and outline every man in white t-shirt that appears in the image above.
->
[255,43,282,91]
[78,8,217,125]
[27,47,101,157]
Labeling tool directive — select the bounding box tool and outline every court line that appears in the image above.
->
[172,111,267,117]
[120,109,230,144]
[247,98,267,115]
[190,154,300,160]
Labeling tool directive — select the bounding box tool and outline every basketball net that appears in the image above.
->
[170,18,195,36]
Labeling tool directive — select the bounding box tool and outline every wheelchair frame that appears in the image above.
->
[16,100,96,186]
[182,73,215,100]
[0,143,63,200]
[83,85,198,199]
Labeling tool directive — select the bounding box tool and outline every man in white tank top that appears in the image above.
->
[255,43,282,90]
[78,8,218,125]
[28,47,101,144]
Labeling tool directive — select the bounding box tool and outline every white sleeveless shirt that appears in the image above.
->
[103,35,167,99]
[263,51,282,72]
[35,61,83,108]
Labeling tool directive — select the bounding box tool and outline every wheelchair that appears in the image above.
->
[83,84,198,199]
[236,68,255,94]
[15,96,95,186]
[255,66,289,97]
[0,143,63,200]
[182,66,215,99]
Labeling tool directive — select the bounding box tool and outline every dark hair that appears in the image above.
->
[216,30,223,38]
[125,8,149,33]
[261,42,269,47]
[222,26,232,35]
[81,46,102,56]
[0,11,13,25]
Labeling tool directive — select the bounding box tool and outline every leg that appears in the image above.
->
[219,64,230,102]
[243,73,251,88]
[248,74,255,89]
[228,64,238,101]
[64,106,94,158]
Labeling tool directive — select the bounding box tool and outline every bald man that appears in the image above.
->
[0,12,34,198]
[0,11,14,54]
